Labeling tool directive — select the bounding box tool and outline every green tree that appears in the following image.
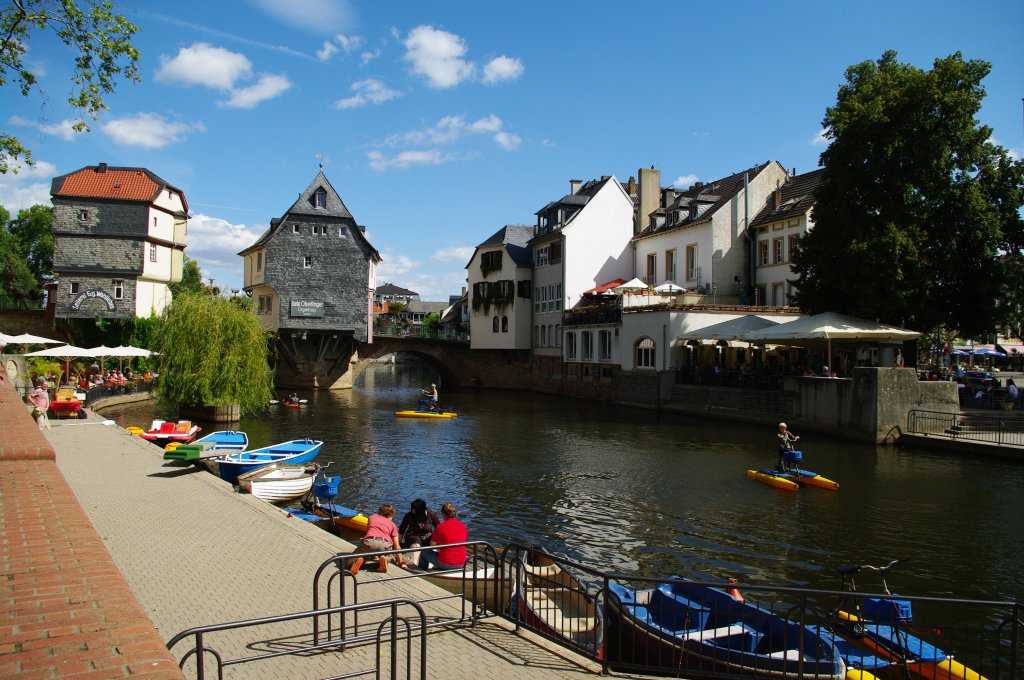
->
[0,227,38,302]
[7,203,53,281]
[151,294,274,415]
[792,51,1024,337]
[421,311,441,338]
[170,255,204,296]
[0,0,141,174]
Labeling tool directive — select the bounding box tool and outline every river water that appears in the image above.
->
[100,363,1024,605]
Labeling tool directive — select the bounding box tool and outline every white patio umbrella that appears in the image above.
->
[88,345,120,372]
[612,277,650,294]
[25,344,95,383]
[654,281,685,295]
[4,332,64,354]
[111,345,154,372]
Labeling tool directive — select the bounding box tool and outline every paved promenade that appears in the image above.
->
[2,381,610,677]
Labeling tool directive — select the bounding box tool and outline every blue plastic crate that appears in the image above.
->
[783,449,803,464]
[313,476,340,499]
[864,597,912,623]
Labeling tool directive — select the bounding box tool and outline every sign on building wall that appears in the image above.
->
[289,300,325,318]
[71,290,116,311]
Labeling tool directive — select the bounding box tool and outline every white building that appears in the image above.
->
[748,168,824,306]
[632,162,789,303]
[530,177,635,376]
[467,225,534,350]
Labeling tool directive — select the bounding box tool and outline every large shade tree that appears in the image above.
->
[151,294,274,416]
[0,0,140,173]
[792,51,1024,338]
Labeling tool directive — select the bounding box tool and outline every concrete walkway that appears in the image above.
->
[42,413,608,679]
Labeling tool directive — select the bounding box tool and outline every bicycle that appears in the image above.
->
[828,559,982,680]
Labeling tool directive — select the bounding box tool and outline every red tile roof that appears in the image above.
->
[51,164,186,210]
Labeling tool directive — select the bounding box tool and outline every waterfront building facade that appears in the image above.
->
[49,163,187,319]
[748,168,824,307]
[530,177,635,381]
[239,169,380,388]
[467,224,534,350]
[632,162,789,304]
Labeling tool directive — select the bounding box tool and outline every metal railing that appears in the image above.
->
[167,597,428,680]
[372,325,469,343]
[907,409,1024,447]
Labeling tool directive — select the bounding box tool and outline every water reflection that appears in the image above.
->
[99,363,1024,603]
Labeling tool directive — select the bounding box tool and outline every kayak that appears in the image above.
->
[395,410,458,419]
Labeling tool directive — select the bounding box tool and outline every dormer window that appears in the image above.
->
[292,224,299,234]
[690,205,699,219]
[314,189,326,208]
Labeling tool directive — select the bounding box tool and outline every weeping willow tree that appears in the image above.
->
[151,294,273,415]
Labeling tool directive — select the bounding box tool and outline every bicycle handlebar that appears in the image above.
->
[837,558,906,576]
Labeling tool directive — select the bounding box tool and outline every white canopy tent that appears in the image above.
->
[679,315,781,341]
[739,312,921,371]
[612,277,650,294]
[654,281,685,295]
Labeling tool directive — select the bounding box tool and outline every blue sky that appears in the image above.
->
[2,0,1022,300]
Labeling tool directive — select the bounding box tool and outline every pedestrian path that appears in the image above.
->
[43,413,608,679]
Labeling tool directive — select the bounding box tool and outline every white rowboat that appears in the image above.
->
[237,463,318,503]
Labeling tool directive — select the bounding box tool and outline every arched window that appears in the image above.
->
[635,337,656,369]
[540,325,548,346]
[501,316,508,332]
[493,316,499,332]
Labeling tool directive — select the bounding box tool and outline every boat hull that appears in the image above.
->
[746,469,800,491]
[237,463,316,502]
[515,556,603,658]
[213,439,323,484]
[746,468,839,491]
[605,579,845,679]
[394,410,458,419]
[164,430,248,461]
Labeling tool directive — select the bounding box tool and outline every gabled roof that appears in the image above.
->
[51,163,187,211]
[377,283,418,297]
[534,176,614,216]
[748,168,825,229]
[472,224,534,268]
[634,162,780,240]
[238,169,379,260]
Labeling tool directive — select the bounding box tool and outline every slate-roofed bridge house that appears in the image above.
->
[239,169,380,389]
[49,163,188,319]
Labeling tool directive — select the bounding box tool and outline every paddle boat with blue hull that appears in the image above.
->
[747,450,839,491]
[605,578,846,679]
[163,430,248,461]
[210,438,323,485]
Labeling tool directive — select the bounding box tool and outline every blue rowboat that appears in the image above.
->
[606,578,846,679]
[212,438,323,484]
[163,430,248,461]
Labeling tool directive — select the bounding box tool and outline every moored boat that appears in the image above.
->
[605,578,845,678]
[135,419,201,444]
[394,409,458,419]
[513,549,603,658]
[163,430,248,461]
[237,462,318,502]
[210,438,323,485]
[747,450,839,491]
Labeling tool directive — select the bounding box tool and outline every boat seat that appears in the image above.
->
[680,624,748,641]
[524,590,597,632]
[159,422,176,433]
[175,420,192,432]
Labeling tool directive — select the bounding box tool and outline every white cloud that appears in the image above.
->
[376,250,420,279]
[494,131,521,150]
[335,79,401,109]
[991,135,1023,161]
[431,246,474,263]
[316,40,338,61]
[2,158,57,180]
[335,34,364,53]
[9,116,84,142]
[184,213,265,289]
[672,174,699,187]
[0,158,55,211]
[223,73,292,108]
[482,56,524,85]
[468,115,502,133]
[384,114,512,147]
[101,113,205,149]
[360,49,381,66]
[367,149,455,171]
[811,129,828,145]
[156,43,252,89]
[402,25,475,89]
[249,0,353,34]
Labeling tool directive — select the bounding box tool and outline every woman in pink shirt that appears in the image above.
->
[349,504,406,575]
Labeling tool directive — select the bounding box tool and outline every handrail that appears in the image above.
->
[907,408,1024,447]
[167,597,428,680]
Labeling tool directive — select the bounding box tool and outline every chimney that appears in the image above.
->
[97,162,108,173]
[637,167,661,236]
[694,181,703,189]
[774,188,783,208]
[791,167,796,177]
[569,179,582,195]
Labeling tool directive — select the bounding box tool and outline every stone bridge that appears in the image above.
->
[274,333,533,391]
